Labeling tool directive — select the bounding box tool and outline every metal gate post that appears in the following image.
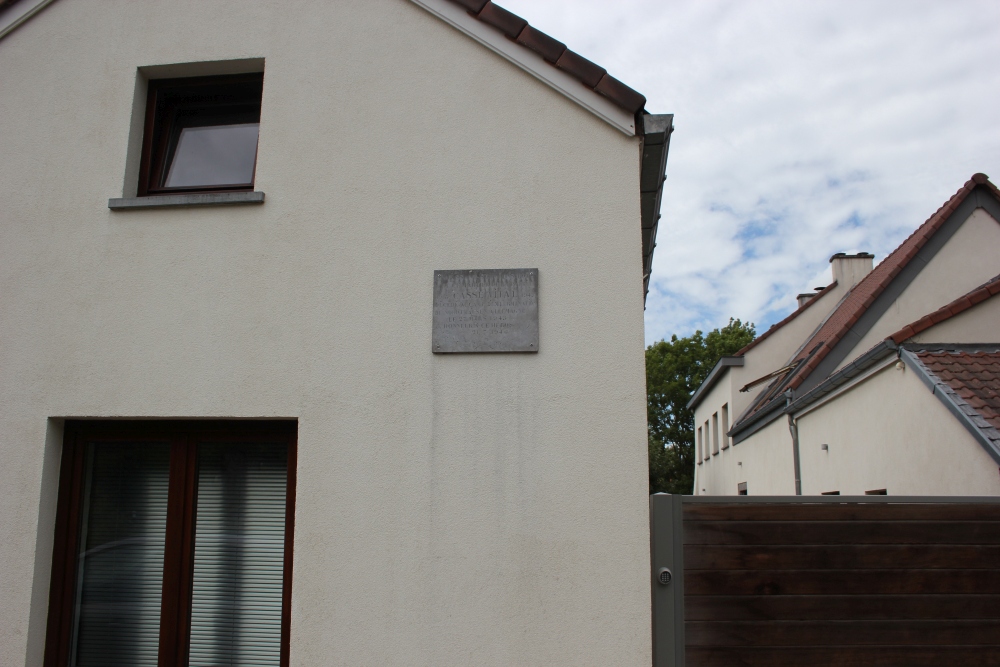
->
[649,493,684,667]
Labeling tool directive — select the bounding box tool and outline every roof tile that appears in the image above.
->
[555,49,607,88]
[476,2,527,39]
[452,0,489,12]
[917,349,1000,432]
[594,73,647,113]
[515,25,566,63]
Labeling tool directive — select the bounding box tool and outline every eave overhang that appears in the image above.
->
[687,355,743,410]
[640,114,673,303]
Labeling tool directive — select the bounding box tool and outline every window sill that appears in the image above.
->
[108,191,265,210]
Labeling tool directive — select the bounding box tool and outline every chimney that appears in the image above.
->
[797,293,817,308]
[829,252,874,289]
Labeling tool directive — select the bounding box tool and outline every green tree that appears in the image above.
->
[646,318,755,494]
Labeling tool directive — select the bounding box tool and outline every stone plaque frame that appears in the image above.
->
[432,268,539,353]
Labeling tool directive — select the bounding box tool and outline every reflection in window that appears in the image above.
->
[71,443,170,667]
[164,123,260,189]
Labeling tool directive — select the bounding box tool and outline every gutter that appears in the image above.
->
[731,340,898,443]
[729,395,787,445]
[786,340,899,417]
[786,391,802,496]
[639,114,673,304]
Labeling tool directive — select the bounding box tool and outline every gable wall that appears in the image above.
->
[909,292,1000,344]
[0,2,649,665]
[695,409,796,496]
[796,363,1000,495]
[841,208,1000,368]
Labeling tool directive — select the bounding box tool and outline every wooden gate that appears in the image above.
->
[650,494,1000,666]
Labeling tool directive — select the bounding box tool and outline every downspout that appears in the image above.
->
[785,390,802,495]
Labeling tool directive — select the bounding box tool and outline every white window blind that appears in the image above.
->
[188,442,288,667]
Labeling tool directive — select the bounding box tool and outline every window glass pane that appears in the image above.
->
[164,123,260,188]
[189,442,287,667]
[72,442,171,667]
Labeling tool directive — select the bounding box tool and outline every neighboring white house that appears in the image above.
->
[0,1,672,665]
[690,174,1000,497]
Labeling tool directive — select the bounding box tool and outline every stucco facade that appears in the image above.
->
[796,361,1000,496]
[0,1,660,665]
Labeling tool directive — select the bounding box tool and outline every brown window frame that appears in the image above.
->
[43,420,296,667]
[137,73,264,197]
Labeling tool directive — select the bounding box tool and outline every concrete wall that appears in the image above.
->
[845,208,1000,366]
[0,1,650,665]
[796,363,1000,495]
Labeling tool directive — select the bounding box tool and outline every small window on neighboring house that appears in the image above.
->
[704,420,711,460]
[737,482,747,495]
[865,488,888,495]
[696,426,703,464]
[712,412,719,455]
[138,73,263,196]
[822,490,840,495]
[721,404,730,449]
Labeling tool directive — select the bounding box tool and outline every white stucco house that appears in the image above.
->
[0,1,672,665]
[690,174,1000,497]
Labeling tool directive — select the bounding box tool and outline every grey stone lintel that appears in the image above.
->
[109,191,265,210]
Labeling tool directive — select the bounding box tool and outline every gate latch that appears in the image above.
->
[657,567,672,586]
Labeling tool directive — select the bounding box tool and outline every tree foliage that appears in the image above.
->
[646,318,756,495]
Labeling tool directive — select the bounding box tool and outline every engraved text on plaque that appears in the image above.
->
[432,269,539,353]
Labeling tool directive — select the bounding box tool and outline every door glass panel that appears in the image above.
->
[188,442,287,667]
[71,442,171,667]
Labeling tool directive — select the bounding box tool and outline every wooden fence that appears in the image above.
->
[650,494,1000,666]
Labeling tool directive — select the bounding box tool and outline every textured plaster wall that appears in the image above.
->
[692,377,738,495]
[696,411,796,497]
[845,208,1000,365]
[910,294,1000,344]
[0,1,650,665]
[796,364,1000,495]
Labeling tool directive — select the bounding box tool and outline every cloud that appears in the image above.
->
[499,0,1000,344]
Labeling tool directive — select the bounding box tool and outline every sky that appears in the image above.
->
[500,0,1000,345]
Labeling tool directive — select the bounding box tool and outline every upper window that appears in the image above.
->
[138,74,263,196]
[44,421,295,667]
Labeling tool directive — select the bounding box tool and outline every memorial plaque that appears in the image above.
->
[432,269,539,353]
